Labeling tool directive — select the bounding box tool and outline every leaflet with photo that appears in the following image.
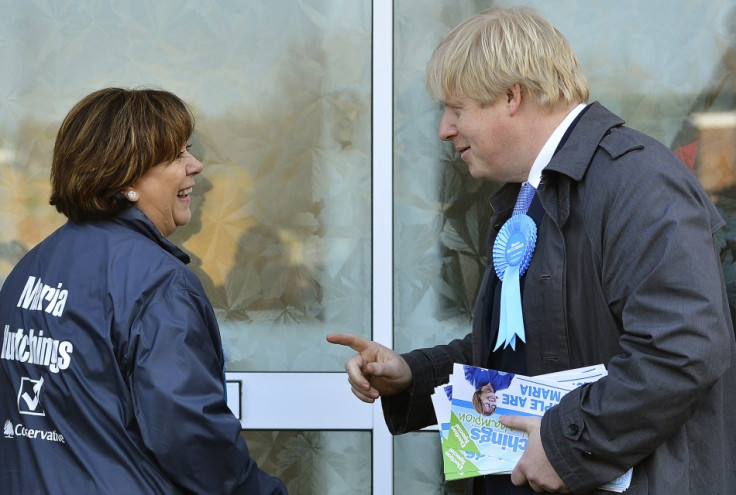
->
[431,363,631,492]
[433,384,516,480]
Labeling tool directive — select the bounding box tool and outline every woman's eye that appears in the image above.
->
[177,144,192,159]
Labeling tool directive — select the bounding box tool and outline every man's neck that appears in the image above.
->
[525,101,587,187]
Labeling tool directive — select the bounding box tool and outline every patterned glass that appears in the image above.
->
[0,0,372,372]
[241,430,371,495]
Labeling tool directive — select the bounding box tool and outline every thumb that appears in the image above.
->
[498,414,534,432]
[365,360,393,378]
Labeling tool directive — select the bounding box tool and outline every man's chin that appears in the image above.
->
[466,163,494,182]
[466,164,484,180]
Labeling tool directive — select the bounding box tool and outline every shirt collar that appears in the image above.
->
[526,103,587,188]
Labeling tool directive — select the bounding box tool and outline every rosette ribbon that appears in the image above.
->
[492,212,537,350]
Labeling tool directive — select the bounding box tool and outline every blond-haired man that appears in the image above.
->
[329,7,736,494]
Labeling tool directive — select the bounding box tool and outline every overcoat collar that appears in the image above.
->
[489,102,626,227]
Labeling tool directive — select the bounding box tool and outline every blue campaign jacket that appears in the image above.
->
[0,207,286,494]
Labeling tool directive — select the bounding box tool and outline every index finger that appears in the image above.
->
[326,333,372,352]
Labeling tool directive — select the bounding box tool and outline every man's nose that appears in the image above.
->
[439,109,457,141]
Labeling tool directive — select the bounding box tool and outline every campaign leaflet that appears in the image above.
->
[432,363,632,492]
[431,384,516,480]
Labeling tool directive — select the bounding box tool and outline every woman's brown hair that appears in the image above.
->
[50,87,194,223]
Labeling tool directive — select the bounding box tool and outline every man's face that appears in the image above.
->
[479,383,497,415]
[439,92,527,183]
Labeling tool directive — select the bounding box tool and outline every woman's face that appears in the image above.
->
[127,144,203,237]
[479,383,497,415]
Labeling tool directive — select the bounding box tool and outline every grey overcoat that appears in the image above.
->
[383,102,736,494]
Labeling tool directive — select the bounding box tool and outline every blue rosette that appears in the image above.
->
[492,214,537,350]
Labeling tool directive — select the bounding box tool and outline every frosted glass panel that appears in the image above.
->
[393,0,497,354]
[242,430,371,495]
[0,0,372,372]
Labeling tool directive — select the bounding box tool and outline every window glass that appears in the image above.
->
[242,430,371,494]
[0,0,372,372]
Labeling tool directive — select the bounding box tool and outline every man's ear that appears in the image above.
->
[507,83,522,115]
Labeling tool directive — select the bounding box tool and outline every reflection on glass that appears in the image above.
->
[242,430,371,495]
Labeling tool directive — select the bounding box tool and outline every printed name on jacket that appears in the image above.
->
[1,327,73,373]
[16,276,68,317]
[1,276,73,373]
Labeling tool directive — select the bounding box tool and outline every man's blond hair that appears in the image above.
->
[426,6,589,108]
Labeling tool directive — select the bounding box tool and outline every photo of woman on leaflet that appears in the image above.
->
[464,365,514,416]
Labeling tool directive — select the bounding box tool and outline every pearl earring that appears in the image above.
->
[126,190,138,201]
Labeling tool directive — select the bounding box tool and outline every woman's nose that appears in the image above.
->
[187,156,204,175]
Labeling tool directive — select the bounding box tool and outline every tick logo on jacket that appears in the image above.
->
[17,376,45,416]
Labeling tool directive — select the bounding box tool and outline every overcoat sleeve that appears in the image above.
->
[381,334,473,434]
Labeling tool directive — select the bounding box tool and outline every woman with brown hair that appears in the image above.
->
[0,88,286,494]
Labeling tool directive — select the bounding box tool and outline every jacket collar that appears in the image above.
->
[544,102,624,181]
[112,207,191,264]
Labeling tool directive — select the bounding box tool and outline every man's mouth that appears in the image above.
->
[177,187,192,198]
